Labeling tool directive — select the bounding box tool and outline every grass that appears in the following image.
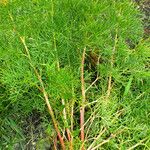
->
[0,0,150,149]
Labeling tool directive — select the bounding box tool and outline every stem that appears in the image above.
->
[20,37,65,150]
[50,2,70,142]
[127,138,147,150]
[91,129,124,150]
[71,86,75,132]
[62,99,71,142]
[87,127,107,150]
[80,48,86,150]
[70,99,75,150]
[107,30,118,99]
[53,136,57,150]
[85,77,99,93]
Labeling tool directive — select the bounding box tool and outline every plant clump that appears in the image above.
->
[0,0,149,149]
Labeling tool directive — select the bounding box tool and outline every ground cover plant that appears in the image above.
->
[0,0,150,149]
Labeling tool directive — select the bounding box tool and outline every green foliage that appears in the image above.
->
[0,0,149,149]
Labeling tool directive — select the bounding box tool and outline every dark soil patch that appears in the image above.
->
[135,0,150,38]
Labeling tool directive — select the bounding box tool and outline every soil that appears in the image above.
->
[135,0,150,38]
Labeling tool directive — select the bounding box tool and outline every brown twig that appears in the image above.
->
[20,37,65,150]
[80,48,86,150]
